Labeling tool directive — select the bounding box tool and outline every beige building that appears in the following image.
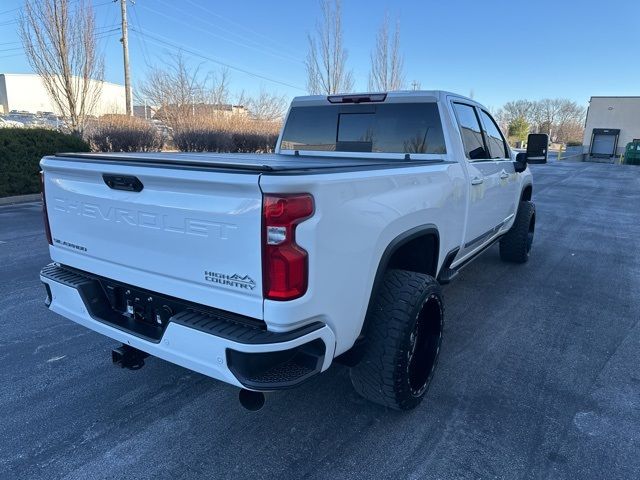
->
[583,96,640,159]
[0,73,126,116]
[151,103,248,121]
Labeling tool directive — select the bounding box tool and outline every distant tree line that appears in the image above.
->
[494,99,586,145]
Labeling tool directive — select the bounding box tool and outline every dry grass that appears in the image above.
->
[171,115,280,153]
[85,114,164,152]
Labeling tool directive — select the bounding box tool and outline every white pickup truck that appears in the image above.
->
[40,91,543,411]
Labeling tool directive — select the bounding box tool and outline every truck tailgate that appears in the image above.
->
[41,156,264,319]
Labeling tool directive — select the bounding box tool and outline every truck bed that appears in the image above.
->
[41,151,446,321]
[55,152,441,174]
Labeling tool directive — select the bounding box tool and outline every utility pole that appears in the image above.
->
[119,0,133,115]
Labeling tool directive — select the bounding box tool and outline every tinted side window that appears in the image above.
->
[452,103,487,160]
[480,110,507,159]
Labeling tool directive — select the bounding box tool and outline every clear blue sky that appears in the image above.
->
[1,0,638,110]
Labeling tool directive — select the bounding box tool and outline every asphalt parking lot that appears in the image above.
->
[1,161,639,480]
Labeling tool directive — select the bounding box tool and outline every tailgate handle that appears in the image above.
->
[103,174,144,192]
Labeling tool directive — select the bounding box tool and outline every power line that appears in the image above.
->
[0,46,23,53]
[181,0,302,59]
[0,5,21,16]
[130,27,305,91]
[95,27,121,37]
[0,0,116,27]
[0,19,19,27]
[0,52,24,60]
[0,0,114,16]
[129,3,152,67]
[96,24,121,31]
[5,30,120,55]
[0,10,18,18]
[99,1,120,32]
[177,0,302,62]
[137,0,303,65]
[0,32,119,59]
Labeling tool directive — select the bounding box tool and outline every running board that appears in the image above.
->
[437,267,459,285]
[438,235,505,285]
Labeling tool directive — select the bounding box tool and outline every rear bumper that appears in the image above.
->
[40,264,335,390]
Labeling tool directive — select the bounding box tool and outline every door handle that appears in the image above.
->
[500,170,509,179]
[471,176,484,185]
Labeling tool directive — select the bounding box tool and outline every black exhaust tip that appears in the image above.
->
[238,389,265,411]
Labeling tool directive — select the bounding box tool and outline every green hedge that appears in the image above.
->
[0,128,90,197]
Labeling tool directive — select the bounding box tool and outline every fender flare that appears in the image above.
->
[336,224,440,365]
[521,183,533,202]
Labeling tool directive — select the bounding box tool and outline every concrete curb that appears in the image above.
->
[0,193,41,206]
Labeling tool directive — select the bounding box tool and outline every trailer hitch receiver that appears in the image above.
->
[112,344,149,370]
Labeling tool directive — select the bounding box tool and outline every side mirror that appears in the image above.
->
[526,133,549,163]
[514,152,527,172]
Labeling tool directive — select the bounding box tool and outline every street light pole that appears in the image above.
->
[119,0,133,115]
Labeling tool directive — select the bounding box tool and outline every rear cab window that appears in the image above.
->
[280,103,446,155]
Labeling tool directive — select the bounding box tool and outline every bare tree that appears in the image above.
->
[556,120,584,144]
[207,68,230,106]
[19,0,104,132]
[533,98,583,141]
[246,89,288,121]
[499,100,539,127]
[535,98,564,136]
[554,100,585,142]
[368,14,405,91]
[306,0,353,94]
[138,52,205,125]
[138,53,229,127]
[496,97,586,143]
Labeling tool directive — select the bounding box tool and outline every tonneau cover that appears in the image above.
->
[55,152,439,173]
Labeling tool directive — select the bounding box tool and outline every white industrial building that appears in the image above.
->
[0,73,126,116]
[583,96,640,160]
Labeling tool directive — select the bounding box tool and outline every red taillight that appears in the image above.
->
[262,194,314,301]
[40,172,52,245]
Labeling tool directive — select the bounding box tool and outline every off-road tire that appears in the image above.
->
[499,200,535,263]
[349,269,444,410]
